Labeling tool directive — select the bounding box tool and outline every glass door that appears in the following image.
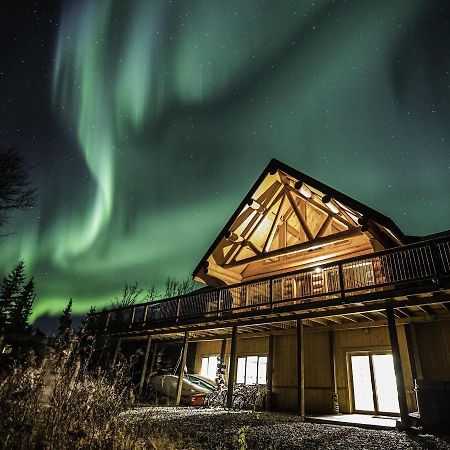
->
[350,353,400,415]
[351,355,375,412]
[371,354,400,414]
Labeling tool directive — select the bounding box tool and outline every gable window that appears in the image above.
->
[236,356,267,385]
[200,355,218,380]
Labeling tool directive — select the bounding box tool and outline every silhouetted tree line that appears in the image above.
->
[0,261,35,335]
[110,278,196,310]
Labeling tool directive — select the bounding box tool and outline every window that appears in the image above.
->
[200,356,218,380]
[236,356,267,385]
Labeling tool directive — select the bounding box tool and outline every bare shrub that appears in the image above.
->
[0,339,185,449]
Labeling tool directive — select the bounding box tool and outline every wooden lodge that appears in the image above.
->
[89,159,450,429]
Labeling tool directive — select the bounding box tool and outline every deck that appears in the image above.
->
[89,234,450,337]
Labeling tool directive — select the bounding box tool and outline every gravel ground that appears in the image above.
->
[121,406,450,450]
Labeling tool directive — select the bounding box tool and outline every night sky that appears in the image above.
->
[1,0,450,326]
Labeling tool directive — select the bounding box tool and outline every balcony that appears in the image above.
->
[89,234,450,335]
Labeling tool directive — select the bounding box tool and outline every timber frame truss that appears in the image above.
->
[194,159,406,286]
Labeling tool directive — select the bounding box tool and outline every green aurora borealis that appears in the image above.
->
[1,0,450,327]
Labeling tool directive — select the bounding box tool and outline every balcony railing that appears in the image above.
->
[89,234,450,333]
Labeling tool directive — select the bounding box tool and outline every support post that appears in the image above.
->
[220,337,227,365]
[267,334,274,411]
[328,329,339,413]
[138,335,152,398]
[175,331,190,406]
[227,325,238,409]
[149,342,158,375]
[111,337,122,367]
[405,323,423,381]
[386,305,410,427]
[296,319,305,418]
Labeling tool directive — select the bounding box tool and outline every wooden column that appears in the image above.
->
[329,329,339,413]
[149,342,158,375]
[296,319,305,418]
[266,334,274,411]
[175,331,190,406]
[227,325,238,409]
[220,338,227,381]
[111,337,122,367]
[138,335,152,398]
[405,323,423,381]
[386,305,409,427]
[220,339,227,365]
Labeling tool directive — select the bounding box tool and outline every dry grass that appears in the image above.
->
[0,341,190,449]
[2,342,449,450]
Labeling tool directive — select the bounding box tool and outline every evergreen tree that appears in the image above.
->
[8,277,35,334]
[79,305,95,333]
[0,260,25,333]
[58,298,73,339]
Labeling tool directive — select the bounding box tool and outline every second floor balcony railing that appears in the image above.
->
[89,234,450,333]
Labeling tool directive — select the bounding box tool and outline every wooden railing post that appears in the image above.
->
[269,279,273,310]
[176,298,181,323]
[105,312,111,331]
[338,264,346,300]
[430,243,444,285]
[130,307,136,326]
[142,305,148,324]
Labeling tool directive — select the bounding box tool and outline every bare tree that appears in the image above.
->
[111,282,146,308]
[163,276,196,298]
[0,146,36,229]
[146,284,159,301]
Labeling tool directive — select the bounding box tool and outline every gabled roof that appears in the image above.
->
[193,159,407,284]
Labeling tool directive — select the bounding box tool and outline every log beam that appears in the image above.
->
[284,184,355,230]
[316,215,333,239]
[286,190,313,241]
[224,228,363,269]
[264,196,286,252]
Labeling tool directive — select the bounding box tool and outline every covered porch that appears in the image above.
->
[105,290,450,430]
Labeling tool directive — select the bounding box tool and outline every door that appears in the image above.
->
[350,353,400,415]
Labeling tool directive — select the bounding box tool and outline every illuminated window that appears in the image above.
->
[200,356,218,380]
[236,356,268,385]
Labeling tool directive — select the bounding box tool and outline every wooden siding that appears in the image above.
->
[194,337,268,379]
[415,321,450,380]
[192,320,450,414]
[333,324,416,413]
[272,334,298,411]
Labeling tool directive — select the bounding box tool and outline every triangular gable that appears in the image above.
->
[193,159,406,287]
